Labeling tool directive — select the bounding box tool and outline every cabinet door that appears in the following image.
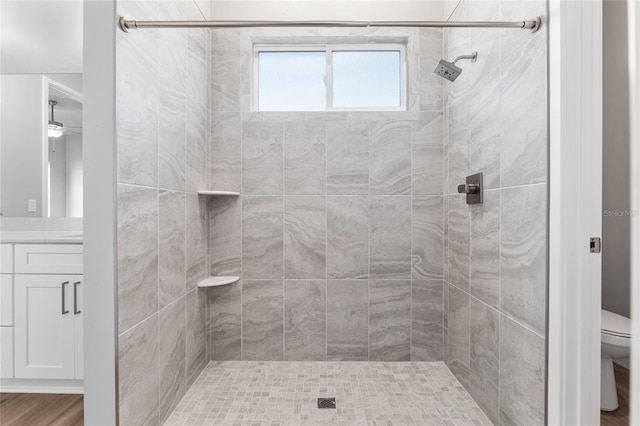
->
[14,275,79,379]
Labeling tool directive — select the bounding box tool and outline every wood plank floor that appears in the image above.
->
[601,363,630,426]
[0,393,83,426]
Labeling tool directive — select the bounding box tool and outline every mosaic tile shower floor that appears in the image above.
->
[164,361,492,426]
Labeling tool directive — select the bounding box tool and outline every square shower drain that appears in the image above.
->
[317,398,336,409]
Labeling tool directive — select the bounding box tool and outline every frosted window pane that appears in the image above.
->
[332,51,401,108]
[258,51,326,111]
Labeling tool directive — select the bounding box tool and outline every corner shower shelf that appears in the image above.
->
[197,190,240,196]
[197,276,240,288]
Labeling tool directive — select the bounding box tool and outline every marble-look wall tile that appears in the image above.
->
[369,280,411,361]
[242,122,284,194]
[501,184,546,335]
[500,35,547,188]
[326,121,369,195]
[118,314,159,426]
[499,0,547,64]
[412,196,444,280]
[242,196,283,279]
[412,112,444,195]
[186,288,208,387]
[186,97,208,193]
[327,280,369,361]
[158,298,187,424]
[284,280,327,361]
[284,196,326,279]
[158,71,186,192]
[186,194,207,290]
[209,282,242,360]
[447,284,470,390]
[419,29,444,111]
[469,298,499,425]
[448,195,470,292]
[500,315,545,426]
[326,195,369,279]
[242,280,284,361]
[210,54,241,111]
[447,98,469,195]
[116,38,159,187]
[369,121,411,195]
[186,29,209,108]
[210,196,241,276]
[159,190,186,308]
[210,111,241,192]
[469,74,500,189]
[284,121,326,194]
[412,280,444,361]
[370,196,411,280]
[117,184,158,333]
[470,190,500,309]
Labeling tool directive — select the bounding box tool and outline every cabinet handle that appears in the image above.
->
[61,281,70,315]
[73,281,81,315]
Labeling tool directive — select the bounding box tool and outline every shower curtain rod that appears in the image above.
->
[119,16,542,33]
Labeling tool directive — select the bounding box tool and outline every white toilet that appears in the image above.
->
[601,309,631,411]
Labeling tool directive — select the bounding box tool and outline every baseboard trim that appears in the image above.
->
[0,378,84,394]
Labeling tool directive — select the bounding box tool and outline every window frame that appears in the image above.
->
[252,43,407,112]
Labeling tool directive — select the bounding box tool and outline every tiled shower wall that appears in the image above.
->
[207,28,447,362]
[443,0,548,424]
[115,1,210,424]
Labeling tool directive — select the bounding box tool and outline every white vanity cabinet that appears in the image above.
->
[0,242,83,389]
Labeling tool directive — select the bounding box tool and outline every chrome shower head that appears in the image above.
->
[433,51,478,82]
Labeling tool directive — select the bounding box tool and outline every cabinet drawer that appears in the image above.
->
[0,245,12,274]
[0,275,12,326]
[14,244,83,274]
[0,327,14,378]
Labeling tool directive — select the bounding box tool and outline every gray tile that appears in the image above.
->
[370,196,411,280]
[242,196,283,279]
[327,121,369,195]
[501,184,546,335]
[411,280,444,361]
[447,98,470,195]
[284,280,327,361]
[284,121,326,194]
[158,72,186,192]
[186,29,209,108]
[186,98,208,193]
[242,122,284,195]
[242,280,284,361]
[499,315,545,426]
[284,196,326,279]
[117,184,158,333]
[466,3,501,86]
[158,298,187,424]
[470,190,500,309]
[210,112,241,192]
[210,54,240,111]
[446,284,469,390]
[327,280,369,361]
[469,298,499,425]
[118,314,159,426]
[186,194,207,290]
[369,121,411,195]
[419,29,444,111]
[499,0,546,64]
[369,280,411,361]
[443,282,449,356]
[327,195,369,279]
[186,288,208,387]
[210,29,240,54]
[448,195,470,292]
[412,196,444,280]
[209,196,241,276]
[469,73,500,190]
[159,190,186,308]
[499,35,547,187]
[209,282,241,360]
[116,38,159,187]
[412,112,444,195]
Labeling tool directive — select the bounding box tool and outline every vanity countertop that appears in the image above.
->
[0,231,83,244]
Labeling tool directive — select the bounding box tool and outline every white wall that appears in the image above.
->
[0,1,83,74]
[209,0,443,21]
[602,0,631,317]
[0,75,46,217]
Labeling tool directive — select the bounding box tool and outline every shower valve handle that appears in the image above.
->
[457,183,479,194]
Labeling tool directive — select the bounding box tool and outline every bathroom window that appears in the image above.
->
[254,44,406,111]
